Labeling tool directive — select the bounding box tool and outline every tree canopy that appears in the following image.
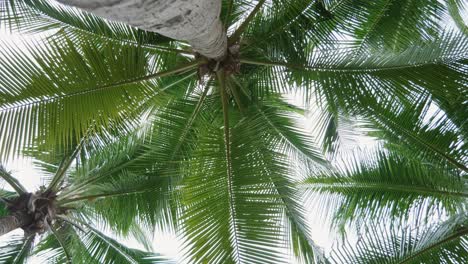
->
[0,0,467,263]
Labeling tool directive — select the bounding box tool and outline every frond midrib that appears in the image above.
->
[50,226,72,263]
[398,226,468,264]
[169,84,210,161]
[59,183,160,205]
[245,0,349,48]
[240,55,465,74]
[305,180,468,198]
[0,167,27,194]
[12,235,35,264]
[371,109,468,172]
[218,70,241,263]
[67,216,140,263]
[255,105,320,164]
[352,0,395,56]
[0,62,198,114]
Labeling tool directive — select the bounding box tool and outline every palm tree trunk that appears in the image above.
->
[56,0,227,60]
[0,214,30,236]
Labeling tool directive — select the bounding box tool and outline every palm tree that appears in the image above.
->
[0,0,467,263]
[0,150,166,263]
[55,0,228,59]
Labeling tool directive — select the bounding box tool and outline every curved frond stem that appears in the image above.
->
[59,186,157,205]
[239,57,464,73]
[46,128,90,193]
[229,0,266,45]
[56,215,85,232]
[352,0,395,56]
[371,110,468,172]
[302,181,468,198]
[143,46,195,56]
[50,225,72,264]
[14,234,35,263]
[446,0,468,34]
[0,60,201,113]
[0,165,26,194]
[399,226,468,264]
[58,73,197,200]
[217,69,241,261]
[170,80,211,160]
[240,58,310,69]
[228,80,246,114]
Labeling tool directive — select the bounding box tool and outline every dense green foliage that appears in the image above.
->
[0,0,467,263]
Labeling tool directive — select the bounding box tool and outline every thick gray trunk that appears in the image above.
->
[56,0,227,60]
[0,214,29,236]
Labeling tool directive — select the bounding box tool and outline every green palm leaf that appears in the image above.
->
[0,233,35,264]
[367,95,467,171]
[331,215,468,264]
[304,151,467,228]
[0,189,16,217]
[0,0,467,262]
[0,36,196,160]
[446,0,468,34]
[34,223,73,263]
[58,215,166,264]
[59,89,214,234]
[179,103,326,263]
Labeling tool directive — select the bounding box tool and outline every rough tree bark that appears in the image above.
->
[0,213,30,236]
[56,0,227,60]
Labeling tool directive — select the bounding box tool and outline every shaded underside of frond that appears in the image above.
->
[330,216,468,264]
[0,36,196,160]
[304,151,467,230]
[0,0,467,263]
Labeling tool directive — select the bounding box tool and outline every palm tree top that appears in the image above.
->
[0,0,467,263]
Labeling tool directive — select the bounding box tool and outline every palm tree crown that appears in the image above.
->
[0,0,467,263]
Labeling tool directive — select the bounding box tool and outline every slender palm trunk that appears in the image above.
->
[57,0,227,60]
[0,214,30,236]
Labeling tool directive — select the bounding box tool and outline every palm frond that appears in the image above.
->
[34,223,73,263]
[254,101,326,168]
[0,233,35,264]
[274,174,327,263]
[243,31,467,172]
[241,0,338,65]
[0,36,196,160]
[331,215,468,264]
[243,29,467,109]
[59,215,166,264]
[303,151,468,229]
[0,189,16,217]
[179,104,327,263]
[348,0,445,53]
[60,88,212,233]
[46,132,87,193]
[180,114,283,263]
[366,96,467,172]
[229,0,266,44]
[446,0,468,34]
[0,164,27,194]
